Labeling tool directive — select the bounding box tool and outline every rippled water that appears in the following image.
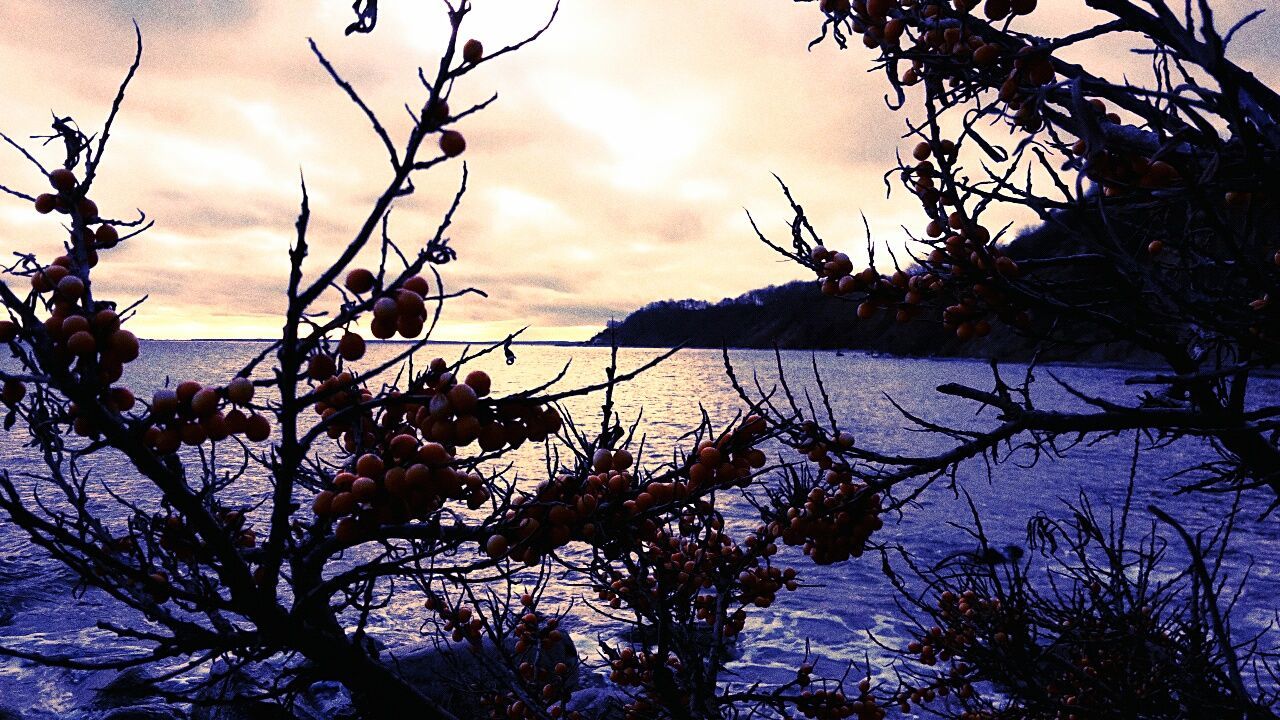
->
[1,342,1278,715]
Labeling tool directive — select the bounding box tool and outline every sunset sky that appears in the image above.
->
[1,1,1275,340]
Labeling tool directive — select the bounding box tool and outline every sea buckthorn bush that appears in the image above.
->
[742,0,1280,715]
[0,1,1278,719]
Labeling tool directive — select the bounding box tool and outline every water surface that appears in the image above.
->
[0,342,1276,714]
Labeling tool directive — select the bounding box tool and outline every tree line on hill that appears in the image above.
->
[591,214,1159,365]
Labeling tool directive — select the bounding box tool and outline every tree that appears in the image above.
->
[759,0,1280,498]
[0,3,857,719]
[740,0,1280,716]
[0,1,1276,720]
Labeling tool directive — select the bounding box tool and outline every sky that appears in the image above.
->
[0,1,1275,340]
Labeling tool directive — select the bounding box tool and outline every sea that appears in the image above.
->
[0,341,1277,716]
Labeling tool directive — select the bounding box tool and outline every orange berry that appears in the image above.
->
[395,289,425,317]
[176,381,202,405]
[866,0,891,18]
[245,414,271,442]
[190,387,220,418]
[338,332,366,361]
[356,453,385,478]
[49,168,77,192]
[95,224,120,248]
[1225,191,1252,211]
[108,329,140,363]
[56,275,85,299]
[984,0,1011,20]
[592,448,613,472]
[973,43,1000,67]
[426,98,450,125]
[62,315,90,337]
[485,534,508,559]
[439,130,466,158]
[404,275,431,296]
[180,422,207,446]
[108,386,135,412]
[351,476,377,501]
[151,389,178,419]
[78,198,98,220]
[372,297,398,323]
[308,354,337,381]
[93,309,121,334]
[462,39,483,64]
[344,268,376,295]
[464,370,491,397]
[417,442,450,465]
[396,314,424,338]
[447,382,478,414]
[313,490,336,516]
[613,449,633,471]
[227,377,255,405]
[335,517,359,543]
[370,317,396,340]
[389,433,418,459]
[383,467,410,497]
[2,379,26,405]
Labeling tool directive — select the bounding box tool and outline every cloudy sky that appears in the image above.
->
[1,1,1275,340]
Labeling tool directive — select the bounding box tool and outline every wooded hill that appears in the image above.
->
[589,216,1160,365]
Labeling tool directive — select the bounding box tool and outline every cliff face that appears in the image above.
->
[589,221,1162,365]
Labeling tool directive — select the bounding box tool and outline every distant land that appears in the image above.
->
[146,339,583,347]
[589,219,1161,366]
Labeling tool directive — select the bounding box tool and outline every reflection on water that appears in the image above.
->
[1,341,1277,712]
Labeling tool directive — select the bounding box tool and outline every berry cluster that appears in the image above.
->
[28,170,131,380]
[156,507,256,561]
[312,370,372,446]
[318,359,560,454]
[484,448,638,565]
[770,436,884,565]
[896,589,1000,712]
[812,246,918,323]
[810,222,1028,340]
[32,168,118,248]
[142,377,270,451]
[312,440,487,543]
[1071,101,1185,200]
[686,418,769,490]
[593,523,795,637]
[343,269,433,340]
[775,480,883,565]
[423,594,485,645]
[409,362,561,451]
[606,646,690,717]
[794,677,881,720]
[25,253,143,428]
[478,601,578,720]
[486,419,769,566]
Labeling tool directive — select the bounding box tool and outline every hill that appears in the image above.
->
[588,220,1160,365]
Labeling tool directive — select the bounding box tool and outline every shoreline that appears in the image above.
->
[144,338,585,347]
[132,338,1210,373]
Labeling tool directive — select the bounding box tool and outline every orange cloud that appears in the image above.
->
[0,0,1274,340]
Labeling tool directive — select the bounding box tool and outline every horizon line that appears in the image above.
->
[138,338,590,345]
